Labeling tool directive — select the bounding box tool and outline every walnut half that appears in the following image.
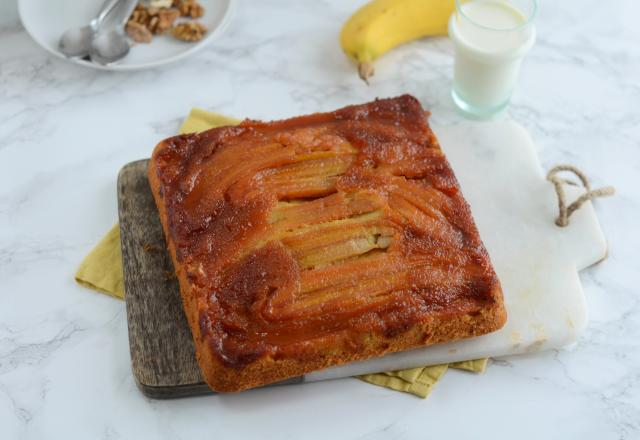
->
[126,20,153,43]
[148,8,180,34]
[171,22,207,42]
[173,0,205,19]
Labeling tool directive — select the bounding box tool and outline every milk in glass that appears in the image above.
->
[449,0,536,117]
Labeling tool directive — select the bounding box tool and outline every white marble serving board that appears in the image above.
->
[306,120,607,382]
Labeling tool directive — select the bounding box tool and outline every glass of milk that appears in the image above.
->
[449,0,537,118]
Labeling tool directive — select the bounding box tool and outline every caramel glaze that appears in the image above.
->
[151,95,501,369]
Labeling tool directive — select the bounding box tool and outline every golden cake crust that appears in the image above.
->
[148,95,506,392]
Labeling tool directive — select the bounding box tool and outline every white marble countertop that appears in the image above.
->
[1,0,639,438]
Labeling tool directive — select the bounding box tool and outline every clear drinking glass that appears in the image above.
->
[448,0,537,118]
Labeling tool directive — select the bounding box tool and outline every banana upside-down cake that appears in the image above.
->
[148,95,506,392]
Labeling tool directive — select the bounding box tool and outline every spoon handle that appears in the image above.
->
[112,0,140,26]
[96,0,124,27]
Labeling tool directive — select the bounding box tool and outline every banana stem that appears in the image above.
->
[358,62,375,84]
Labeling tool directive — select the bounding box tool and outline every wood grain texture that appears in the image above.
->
[117,160,303,398]
[117,160,211,398]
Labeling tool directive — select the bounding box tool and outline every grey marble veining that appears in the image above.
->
[1,0,639,438]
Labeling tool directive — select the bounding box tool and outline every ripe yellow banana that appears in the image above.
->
[340,0,456,82]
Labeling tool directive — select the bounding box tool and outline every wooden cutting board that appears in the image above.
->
[118,160,208,398]
[118,121,607,398]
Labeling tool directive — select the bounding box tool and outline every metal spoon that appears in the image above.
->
[59,0,121,58]
[90,0,139,66]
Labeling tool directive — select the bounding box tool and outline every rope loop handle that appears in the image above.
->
[546,165,615,227]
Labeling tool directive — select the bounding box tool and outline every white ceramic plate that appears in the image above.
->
[18,0,234,71]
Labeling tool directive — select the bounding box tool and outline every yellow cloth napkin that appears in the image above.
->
[75,108,487,398]
[358,359,487,397]
[75,225,125,299]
